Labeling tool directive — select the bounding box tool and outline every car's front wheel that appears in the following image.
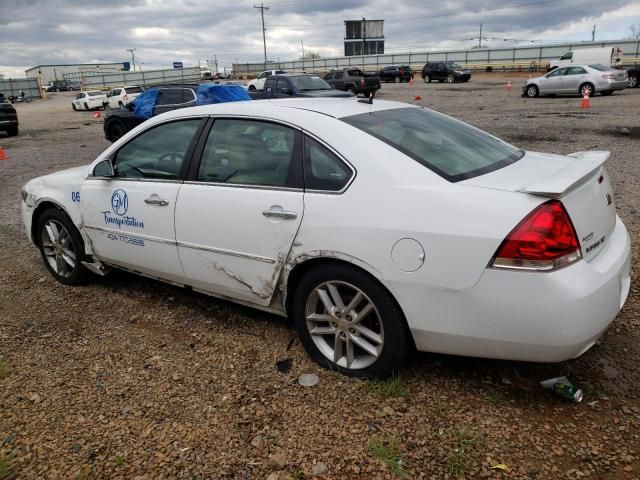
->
[6,126,18,137]
[37,209,90,285]
[84,103,89,111]
[394,76,400,83]
[526,84,539,98]
[107,121,125,142]
[248,85,256,91]
[72,103,77,111]
[423,74,430,83]
[446,74,455,83]
[292,264,412,379]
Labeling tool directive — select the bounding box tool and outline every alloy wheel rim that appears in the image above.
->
[41,220,76,278]
[630,77,638,87]
[528,86,536,97]
[305,281,384,370]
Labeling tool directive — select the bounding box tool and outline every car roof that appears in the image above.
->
[156,98,418,122]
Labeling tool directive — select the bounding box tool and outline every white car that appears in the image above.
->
[71,90,107,111]
[247,70,287,91]
[105,85,145,109]
[20,98,631,378]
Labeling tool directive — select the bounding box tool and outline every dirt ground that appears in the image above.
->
[0,75,639,480]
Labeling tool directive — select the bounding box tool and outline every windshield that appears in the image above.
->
[342,107,523,182]
[588,64,609,71]
[289,75,333,91]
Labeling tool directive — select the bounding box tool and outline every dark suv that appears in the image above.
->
[103,84,198,141]
[0,96,19,136]
[379,65,414,83]
[421,62,471,83]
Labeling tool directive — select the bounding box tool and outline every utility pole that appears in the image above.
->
[362,17,366,56]
[301,40,305,58]
[254,3,269,69]
[126,48,137,71]
[214,54,218,73]
[478,24,483,48]
[591,25,596,42]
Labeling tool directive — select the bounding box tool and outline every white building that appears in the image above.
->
[25,63,128,84]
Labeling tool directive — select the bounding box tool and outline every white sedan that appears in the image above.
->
[20,98,631,378]
[71,90,107,111]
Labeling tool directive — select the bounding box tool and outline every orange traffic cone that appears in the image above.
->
[0,147,7,161]
[414,95,422,100]
[506,81,512,92]
[92,111,101,118]
[580,93,590,108]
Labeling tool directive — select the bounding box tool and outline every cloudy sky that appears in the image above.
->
[1,0,639,77]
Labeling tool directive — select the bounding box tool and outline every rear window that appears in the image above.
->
[341,107,523,182]
[125,86,144,93]
[588,64,609,71]
[87,91,104,97]
[347,69,363,76]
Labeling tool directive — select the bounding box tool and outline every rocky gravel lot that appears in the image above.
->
[0,74,639,479]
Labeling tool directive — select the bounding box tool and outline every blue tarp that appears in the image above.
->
[196,83,251,105]
[133,89,160,119]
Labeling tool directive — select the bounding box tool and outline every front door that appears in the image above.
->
[540,67,566,94]
[80,118,204,282]
[175,117,304,306]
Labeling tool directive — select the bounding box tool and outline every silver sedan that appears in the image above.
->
[523,64,628,98]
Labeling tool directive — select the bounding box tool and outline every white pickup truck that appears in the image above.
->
[549,47,623,70]
[246,70,287,91]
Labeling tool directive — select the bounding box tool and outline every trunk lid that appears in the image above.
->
[462,150,616,261]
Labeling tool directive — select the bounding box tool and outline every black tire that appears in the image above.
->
[72,103,77,111]
[446,74,455,83]
[579,83,595,97]
[525,84,539,98]
[36,208,91,285]
[292,263,413,379]
[600,90,614,96]
[346,86,355,94]
[118,101,124,108]
[7,126,18,137]
[394,76,400,83]
[248,85,256,91]
[628,74,638,88]
[423,74,430,83]
[84,103,89,111]
[107,121,125,142]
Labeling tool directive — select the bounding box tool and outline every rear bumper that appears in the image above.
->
[391,215,631,363]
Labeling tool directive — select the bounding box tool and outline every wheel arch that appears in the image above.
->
[31,199,92,257]
[282,254,416,349]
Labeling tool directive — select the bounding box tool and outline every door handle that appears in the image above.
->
[145,196,169,206]
[262,210,297,220]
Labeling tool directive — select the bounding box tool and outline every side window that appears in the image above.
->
[276,78,289,94]
[258,72,267,79]
[75,94,83,100]
[560,51,573,60]
[334,71,343,79]
[567,67,587,75]
[156,88,195,106]
[197,119,300,187]
[113,119,202,180]
[548,68,566,77]
[303,136,352,192]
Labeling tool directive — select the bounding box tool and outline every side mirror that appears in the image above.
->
[93,158,114,177]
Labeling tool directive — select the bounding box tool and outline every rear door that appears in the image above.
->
[563,66,588,94]
[175,117,304,305]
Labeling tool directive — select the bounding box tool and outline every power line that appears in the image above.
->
[254,3,270,68]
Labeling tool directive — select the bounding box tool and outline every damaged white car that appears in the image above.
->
[21,98,631,378]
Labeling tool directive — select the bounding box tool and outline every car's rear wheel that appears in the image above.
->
[37,209,90,285]
[446,74,455,83]
[628,74,638,88]
[107,121,125,142]
[526,84,539,98]
[292,264,412,379]
[84,103,89,111]
[579,83,595,97]
[394,76,400,83]
[423,74,430,83]
[7,126,18,137]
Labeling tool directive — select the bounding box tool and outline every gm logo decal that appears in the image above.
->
[111,189,128,216]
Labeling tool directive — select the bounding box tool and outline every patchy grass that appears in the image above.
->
[0,455,15,480]
[369,435,408,477]
[366,374,408,399]
[290,467,305,480]
[113,455,127,467]
[482,388,505,405]
[434,425,480,477]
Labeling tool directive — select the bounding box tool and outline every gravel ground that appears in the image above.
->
[0,74,639,479]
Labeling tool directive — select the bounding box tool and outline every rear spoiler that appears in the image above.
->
[518,151,610,198]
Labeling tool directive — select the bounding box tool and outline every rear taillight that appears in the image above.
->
[123,94,129,100]
[491,200,581,271]
[602,73,616,79]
